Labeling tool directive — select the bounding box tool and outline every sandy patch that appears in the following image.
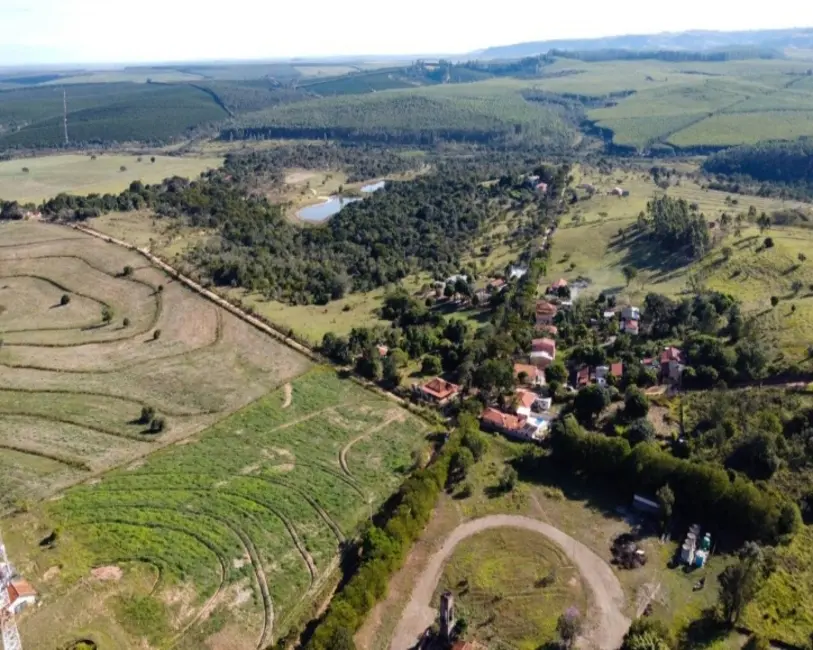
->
[268,463,295,473]
[284,171,318,185]
[161,583,198,628]
[43,565,61,581]
[270,447,294,458]
[127,459,145,471]
[91,565,123,581]
[175,437,197,446]
[282,382,292,408]
[240,463,261,475]
[232,555,250,570]
[205,624,258,650]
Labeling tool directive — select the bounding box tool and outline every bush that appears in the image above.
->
[764,237,774,248]
[148,417,167,433]
[624,386,650,420]
[153,329,162,340]
[123,317,131,328]
[60,294,71,306]
[421,355,443,376]
[627,418,656,446]
[122,265,134,277]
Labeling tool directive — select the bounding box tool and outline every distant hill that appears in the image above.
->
[477,27,813,60]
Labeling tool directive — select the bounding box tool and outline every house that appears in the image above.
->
[595,365,610,385]
[622,319,639,335]
[414,377,460,406]
[509,265,527,280]
[611,362,624,379]
[532,337,556,359]
[535,301,558,326]
[621,306,640,321]
[474,288,489,304]
[611,187,630,197]
[660,346,685,383]
[480,407,549,442]
[603,310,616,320]
[511,389,539,416]
[549,278,569,294]
[575,366,590,387]
[514,363,545,387]
[376,345,389,358]
[525,174,540,187]
[536,181,549,193]
[530,351,554,369]
[5,578,37,615]
[487,278,506,293]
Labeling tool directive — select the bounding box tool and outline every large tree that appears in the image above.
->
[718,542,766,626]
[573,384,610,426]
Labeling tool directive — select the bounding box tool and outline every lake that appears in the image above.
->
[296,180,386,222]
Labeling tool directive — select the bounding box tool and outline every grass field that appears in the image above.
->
[434,528,588,650]
[0,154,222,204]
[5,368,429,649]
[549,166,813,361]
[0,220,309,509]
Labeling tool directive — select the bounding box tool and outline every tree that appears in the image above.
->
[101,305,113,323]
[744,635,771,650]
[764,237,774,248]
[556,607,583,649]
[150,156,156,164]
[718,542,766,626]
[123,317,131,328]
[757,213,771,232]
[60,294,71,306]
[623,265,639,287]
[148,416,167,433]
[624,386,650,420]
[546,360,568,384]
[381,354,401,387]
[621,619,673,650]
[627,418,656,446]
[462,427,488,461]
[799,252,808,264]
[770,296,779,308]
[421,354,443,376]
[450,448,475,483]
[153,329,162,340]
[122,265,134,277]
[722,246,733,261]
[656,484,675,532]
[21,167,29,173]
[355,348,382,381]
[120,165,127,172]
[573,385,610,425]
[138,405,155,424]
[792,279,803,294]
[499,465,518,492]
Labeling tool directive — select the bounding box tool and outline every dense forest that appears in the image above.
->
[703,139,813,186]
[550,47,783,62]
[639,195,712,259]
[38,157,562,304]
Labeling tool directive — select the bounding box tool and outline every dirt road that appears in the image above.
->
[389,515,629,650]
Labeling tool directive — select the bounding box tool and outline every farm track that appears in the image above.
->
[0,442,90,470]
[0,386,212,418]
[339,415,403,479]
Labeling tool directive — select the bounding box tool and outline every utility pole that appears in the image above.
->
[62,89,69,145]
[0,531,23,650]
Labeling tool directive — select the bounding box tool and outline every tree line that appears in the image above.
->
[703,139,813,186]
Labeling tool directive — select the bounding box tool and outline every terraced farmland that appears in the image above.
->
[0,220,429,648]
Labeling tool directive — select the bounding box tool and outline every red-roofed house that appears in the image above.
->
[622,319,639,335]
[376,345,389,358]
[487,278,506,292]
[514,363,545,388]
[536,181,549,193]
[611,362,624,379]
[549,278,568,293]
[535,300,558,326]
[660,346,685,383]
[511,389,539,415]
[576,366,590,387]
[480,408,548,441]
[5,578,37,614]
[414,377,460,406]
[532,338,556,358]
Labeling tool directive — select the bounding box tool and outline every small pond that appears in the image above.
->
[296,180,386,222]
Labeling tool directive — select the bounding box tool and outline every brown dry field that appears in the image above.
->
[0,220,311,509]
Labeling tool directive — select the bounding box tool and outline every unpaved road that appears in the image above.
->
[389,515,629,650]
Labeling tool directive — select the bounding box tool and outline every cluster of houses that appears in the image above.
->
[573,345,685,389]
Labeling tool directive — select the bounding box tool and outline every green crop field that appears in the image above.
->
[666,110,813,147]
[433,528,588,650]
[0,154,222,204]
[6,368,428,650]
[0,221,310,510]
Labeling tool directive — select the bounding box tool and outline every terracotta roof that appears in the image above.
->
[611,362,624,378]
[551,278,568,289]
[7,579,36,603]
[623,320,639,333]
[576,367,590,385]
[421,377,460,400]
[481,407,525,431]
[660,346,683,364]
[536,300,558,316]
[377,345,389,358]
[488,278,506,289]
[532,338,556,356]
[514,363,541,381]
[515,389,537,409]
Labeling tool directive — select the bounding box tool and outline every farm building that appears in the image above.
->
[535,300,558,326]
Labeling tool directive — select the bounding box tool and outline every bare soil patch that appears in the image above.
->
[91,565,123,582]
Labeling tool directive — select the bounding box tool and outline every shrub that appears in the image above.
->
[138,406,155,424]
[153,329,162,340]
[764,237,774,248]
[123,317,131,328]
[119,165,127,172]
[21,167,29,173]
[624,386,650,420]
[60,294,71,306]
[122,265,134,277]
[148,417,167,433]
[101,305,113,323]
[627,418,656,446]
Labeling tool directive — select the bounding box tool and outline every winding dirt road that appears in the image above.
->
[389,515,630,650]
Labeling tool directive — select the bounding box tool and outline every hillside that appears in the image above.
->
[478,27,813,59]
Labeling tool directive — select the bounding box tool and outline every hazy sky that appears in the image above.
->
[2,0,811,65]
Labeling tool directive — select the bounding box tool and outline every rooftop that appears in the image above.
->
[420,377,460,400]
[481,407,525,431]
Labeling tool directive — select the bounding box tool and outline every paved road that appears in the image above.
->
[389,515,630,650]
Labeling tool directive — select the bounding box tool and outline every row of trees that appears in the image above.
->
[305,415,486,650]
[547,415,801,544]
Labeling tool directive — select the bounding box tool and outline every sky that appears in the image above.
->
[1,0,811,65]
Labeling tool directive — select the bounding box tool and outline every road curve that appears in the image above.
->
[389,515,630,650]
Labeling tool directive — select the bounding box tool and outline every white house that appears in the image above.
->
[622,306,640,321]
[4,578,37,615]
